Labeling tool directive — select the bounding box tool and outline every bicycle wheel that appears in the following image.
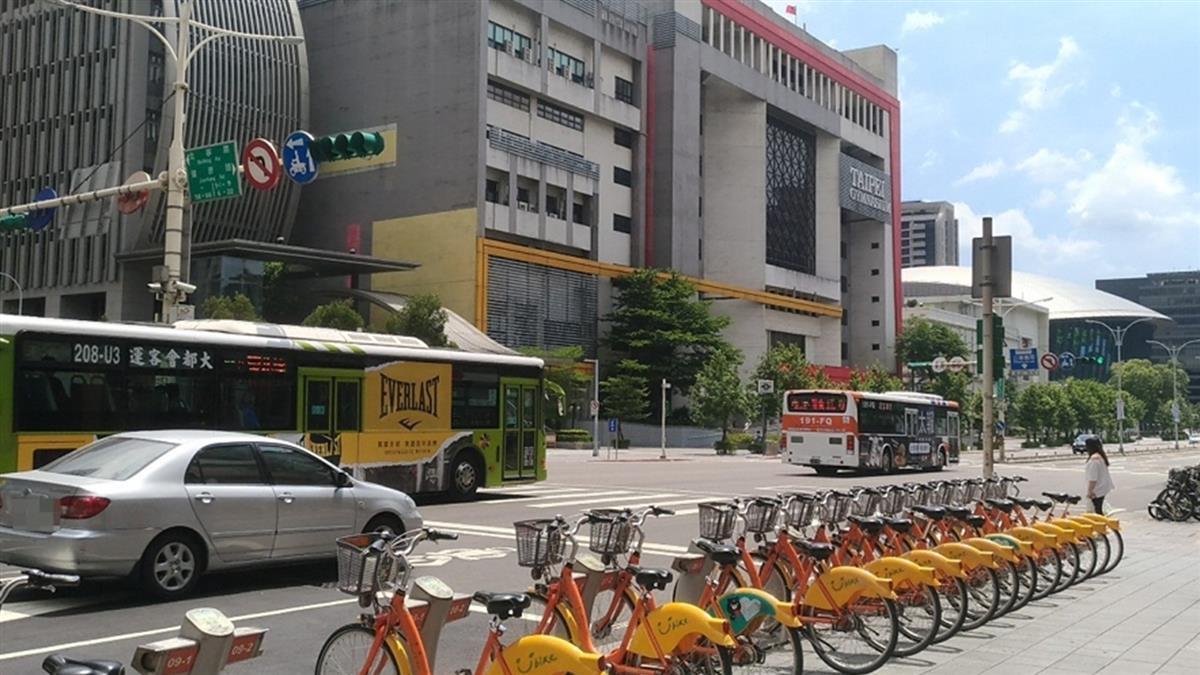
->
[507,593,573,643]
[1089,534,1111,577]
[1010,554,1037,612]
[929,577,968,645]
[1030,548,1062,602]
[315,623,401,675]
[588,586,635,655]
[728,626,804,675]
[959,567,999,631]
[1075,535,1098,582]
[1055,543,1081,592]
[992,560,1020,617]
[892,584,941,658]
[1104,529,1124,573]
[626,643,734,674]
[1160,488,1193,522]
[803,597,899,675]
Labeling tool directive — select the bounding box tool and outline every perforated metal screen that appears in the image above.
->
[487,257,598,354]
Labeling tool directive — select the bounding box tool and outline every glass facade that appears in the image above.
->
[765,116,816,274]
[191,256,267,315]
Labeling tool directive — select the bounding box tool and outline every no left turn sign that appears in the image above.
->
[242,138,281,191]
[1041,352,1060,371]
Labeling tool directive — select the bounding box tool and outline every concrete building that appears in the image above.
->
[294,0,901,372]
[1098,272,1200,403]
[900,200,958,268]
[904,266,1166,384]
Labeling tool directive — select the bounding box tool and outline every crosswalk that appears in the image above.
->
[477,484,704,517]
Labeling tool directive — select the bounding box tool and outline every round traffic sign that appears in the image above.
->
[1059,351,1076,370]
[242,138,281,191]
[948,356,967,372]
[117,171,152,215]
[26,187,57,231]
[931,356,948,373]
[1041,352,1060,371]
[282,131,318,185]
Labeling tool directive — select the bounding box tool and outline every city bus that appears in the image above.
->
[0,314,545,497]
[781,389,960,475]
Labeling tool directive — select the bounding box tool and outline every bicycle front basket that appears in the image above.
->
[785,494,820,529]
[850,491,882,517]
[587,512,633,556]
[821,493,854,524]
[514,519,565,568]
[877,489,904,515]
[335,532,394,596]
[962,482,984,503]
[744,499,781,534]
[697,501,738,540]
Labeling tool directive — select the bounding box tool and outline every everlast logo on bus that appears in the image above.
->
[378,373,440,430]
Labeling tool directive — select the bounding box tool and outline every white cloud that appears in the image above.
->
[954,201,1102,271]
[901,11,945,34]
[1015,148,1087,183]
[954,159,1006,186]
[1110,83,1122,98]
[919,150,939,171]
[1033,189,1057,208]
[999,37,1083,132]
[998,111,1026,134]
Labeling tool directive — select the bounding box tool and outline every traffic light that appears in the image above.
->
[0,213,26,231]
[312,131,386,162]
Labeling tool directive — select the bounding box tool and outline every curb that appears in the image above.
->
[996,444,1197,464]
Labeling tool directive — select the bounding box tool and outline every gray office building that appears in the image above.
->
[900,200,958,268]
[1098,272,1200,403]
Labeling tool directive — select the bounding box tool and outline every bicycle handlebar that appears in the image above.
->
[24,570,80,589]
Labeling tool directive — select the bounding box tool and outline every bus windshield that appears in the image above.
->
[786,392,848,413]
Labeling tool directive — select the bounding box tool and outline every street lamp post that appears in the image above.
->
[0,272,21,316]
[51,0,303,323]
[660,379,671,460]
[1085,317,1154,454]
[584,358,600,457]
[1147,339,1200,450]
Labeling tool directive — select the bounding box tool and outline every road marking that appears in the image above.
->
[530,492,678,509]
[0,597,358,661]
[480,487,588,498]
[0,609,30,623]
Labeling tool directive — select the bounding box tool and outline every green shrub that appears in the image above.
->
[727,432,755,450]
[714,438,737,454]
[555,428,593,443]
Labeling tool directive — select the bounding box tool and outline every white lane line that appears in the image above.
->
[518,490,637,504]
[0,597,113,624]
[674,509,699,517]
[530,493,678,509]
[0,609,30,623]
[479,487,588,498]
[0,597,358,661]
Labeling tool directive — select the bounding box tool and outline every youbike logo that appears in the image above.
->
[657,616,690,635]
[515,652,557,673]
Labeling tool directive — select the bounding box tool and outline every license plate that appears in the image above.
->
[811,458,821,465]
[12,494,55,532]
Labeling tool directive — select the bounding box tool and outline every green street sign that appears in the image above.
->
[185,141,242,203]
[976,316,1005,374]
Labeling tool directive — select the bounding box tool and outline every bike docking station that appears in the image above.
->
[130,608,266,675]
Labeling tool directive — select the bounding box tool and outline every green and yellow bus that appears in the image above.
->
[0,314,545,497]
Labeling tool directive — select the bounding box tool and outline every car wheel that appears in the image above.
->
[449,452,483,498]
[363,514,406,538]
[140,531,203,600]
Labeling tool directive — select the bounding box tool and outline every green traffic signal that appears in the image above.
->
[1095,355,1105,365]
[0,213,27,231]
[312,131,386,162]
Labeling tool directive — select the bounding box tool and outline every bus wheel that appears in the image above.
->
[882,450,896,474]
[449,451,483,498]
[934,449,948,471]
[814,466,838,477]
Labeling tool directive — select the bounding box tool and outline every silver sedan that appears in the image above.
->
[0,430,422,599]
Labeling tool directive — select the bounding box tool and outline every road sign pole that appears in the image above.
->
[981,217,996,479]
[584,358,600,458]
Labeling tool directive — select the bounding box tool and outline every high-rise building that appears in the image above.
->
[294,0,901,372]
[900,200,958,268]
[1097,272,1200,403]
[0,0,317,321]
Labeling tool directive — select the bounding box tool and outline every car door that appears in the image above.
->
[257,444,358,559]
[183,443,278,563]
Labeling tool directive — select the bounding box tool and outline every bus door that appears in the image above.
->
[299,369,362,468]
[501,380,539,480]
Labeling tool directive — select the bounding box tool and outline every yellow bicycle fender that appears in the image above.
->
[803,566,896,611]
[965,537,1021,564]
[627,602,735,658]
[863,557,939,589]
[716,587,802,631]
[1076,513,1120,531]
[933,542,998,570]
[1031,522,1073,545]
[983,533,1031,557]
[385,634,415,675]
[485,634,606,675]
[903,549,967,579]
[1005,526,1055,551]
[1049,518,1092,539]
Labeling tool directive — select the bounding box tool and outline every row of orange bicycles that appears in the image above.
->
[313,475,1122,675]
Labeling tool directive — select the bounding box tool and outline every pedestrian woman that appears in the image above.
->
[1084,437,1114,513]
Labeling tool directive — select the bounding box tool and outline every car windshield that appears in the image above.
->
[40,436,177,480]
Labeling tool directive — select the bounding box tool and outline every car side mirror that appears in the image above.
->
[335,471,352,488]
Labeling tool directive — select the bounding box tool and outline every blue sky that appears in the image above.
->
[762,0,1200,285]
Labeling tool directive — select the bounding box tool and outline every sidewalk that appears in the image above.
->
[868,514,1200,675]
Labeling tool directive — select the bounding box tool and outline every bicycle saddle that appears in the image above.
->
[912,505,945,520]
[794,539,836,561]
[1066,495,1082,505]
[1009,497,1037,510]
[1042,491,1070,503]
[42,655,125,675]
[628,565,673,591]
[884,517,913,534]
[965,514,986,529]
[848,515,886,535]
[694,538,741,567]
[985,498,1015,513]
[472,591,531,620]
[945,506,972,520]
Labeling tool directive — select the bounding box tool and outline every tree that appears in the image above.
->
[520,345,592,428]
[601,360,650,446]
[302,300,365,331]
[857,366,902,393]
[750,344,832,424]
[1063,378,1116,435]
[691,349,752,447]
[200,293,260,321]
[1014,382,1076,445]
[261,262,303,324]
[385,293,451,348]
[896,316,970,363]
[606,269,732,416]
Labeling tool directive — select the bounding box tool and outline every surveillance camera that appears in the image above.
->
[176,281,198,294]
[147,282,163,292]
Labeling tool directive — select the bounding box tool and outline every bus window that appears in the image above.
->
[125,372,218,429]
[336,380,361,431]
[220,376,295,431]
[452,368,500,429]
[858,400,904,435]
[16,369,121,432]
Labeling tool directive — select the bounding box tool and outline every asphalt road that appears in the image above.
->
[2,447,1196,674]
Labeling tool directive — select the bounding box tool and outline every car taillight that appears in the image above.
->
[59,495,111,519]
[846,435,856,453]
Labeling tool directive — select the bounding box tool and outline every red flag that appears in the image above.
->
[785,4,797,15]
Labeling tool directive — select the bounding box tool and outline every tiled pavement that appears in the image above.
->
[867,514,1200,675]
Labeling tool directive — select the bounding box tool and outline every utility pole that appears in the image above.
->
[1086,317,1153,454]
[980,217,996,480]
[50,0,303,323]
[584,358,600,457]
[1147,339,1200,450]
[660,379,671,460]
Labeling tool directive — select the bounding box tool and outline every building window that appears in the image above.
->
[537,100,584,131]
[572,199,589,225]
[613,214,632,233]
[871,296,880,303]
[487,22,533,61]
[871,269,880,276]
[840,242,847,259]
[613,166,632,187]
[485,179,500,203]
[487,79,530,111]
[615,76,635,104]
[547,47,586,84]
[872,343,880,351]
[614,127,635,148]
[765,116,816,274]
[842,342,849,360]
[871,242,880,249]
[545,194,564,219]
[871,319,880,327]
